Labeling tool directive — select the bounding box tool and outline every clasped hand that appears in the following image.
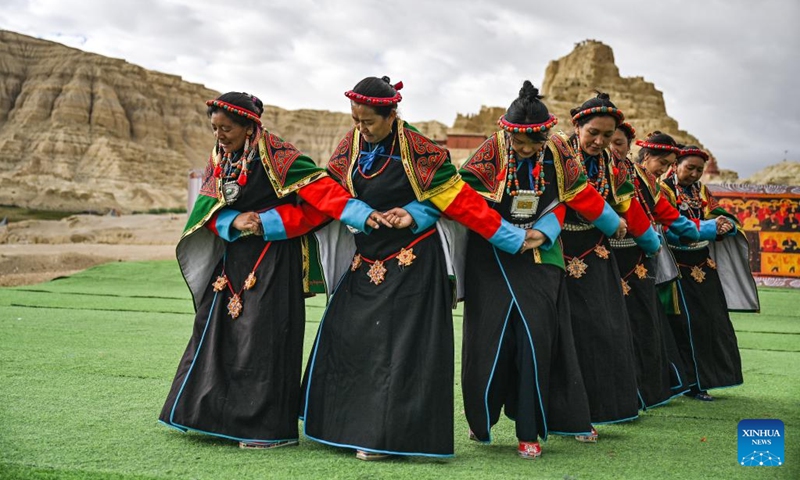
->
[716,217,734,235]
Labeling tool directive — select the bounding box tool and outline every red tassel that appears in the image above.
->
[394,81,404,91]
[496,167,506,181]
[613,166,619,176]
[237,172,248,186]
[532,163,541,178]
[213,165,222,178]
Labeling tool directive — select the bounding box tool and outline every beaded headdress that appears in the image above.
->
[618,122,636,140]
[635,139,680,154]
[345,81,403,106]
[498,114,558,134]
[571,105,625,125]
[206,99,262,126]
[677,147,709,162]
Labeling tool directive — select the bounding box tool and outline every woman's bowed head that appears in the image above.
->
[207,92,263,155]
[636,131,680,177]
[571,91,624,157]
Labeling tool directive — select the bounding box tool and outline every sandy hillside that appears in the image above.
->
[0,214,184,287]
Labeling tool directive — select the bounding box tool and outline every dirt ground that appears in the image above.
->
[0,214,185,287]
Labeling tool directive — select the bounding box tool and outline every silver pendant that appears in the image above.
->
[222,181,242,204]
[680,203,689,211]
[510,190,539,219]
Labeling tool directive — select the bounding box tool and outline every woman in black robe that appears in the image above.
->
[661,146,755,401]
[159,92,388,448]
[301,77,538,460]
[609,128,696,409]
[458,81,625,459]
[560,93,660,440]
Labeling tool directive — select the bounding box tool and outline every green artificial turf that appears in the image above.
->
[0,262,798,479]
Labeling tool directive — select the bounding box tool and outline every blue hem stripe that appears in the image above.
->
[592,414,639,426]
[492,246,550,440]
[669,362,685,391]
[550,429,594,436]
[302,433,454,458]
[158,419,186,432]
[481,300,514,445]
[169,290,218,425]
[676,280,705,391]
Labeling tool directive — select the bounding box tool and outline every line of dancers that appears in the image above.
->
[158,77,759,460]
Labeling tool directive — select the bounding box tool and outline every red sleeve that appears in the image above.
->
[622,197,653,237]
[438,183,503,240]
[652,194,681,227]
[205,211,221,235]
[295,176,354,219]
[564,184,607,222]
[272,202,331,237]
[553,203,566,226]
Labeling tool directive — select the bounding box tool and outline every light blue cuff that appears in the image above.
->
[634,226,661,255]
[534,212,561,251]
[215,208,242,242]
[404,200,441,233]
[698,219,718,241]
[593,202,621,237]
[489,219,526,254]
[669,215,700,242]
[665,229,681,246]
[340,198,374,234]
[258,209,288,241]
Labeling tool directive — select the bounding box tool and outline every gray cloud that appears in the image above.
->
[1,0,797,177]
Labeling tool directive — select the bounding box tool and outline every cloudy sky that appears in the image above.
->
[2,0,798,178]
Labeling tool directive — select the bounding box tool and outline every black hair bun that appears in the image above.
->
[595,91,611,100]
[519,80,543,101]
[381,76,391,84]
[243,92,264,116]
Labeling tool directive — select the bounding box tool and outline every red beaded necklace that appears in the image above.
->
[505,142,546,197]
[572,137,609,197]
[673,172,705,219]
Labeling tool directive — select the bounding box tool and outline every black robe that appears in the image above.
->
[560,151,640,424]
[612,164,689,409]
[663,178,744,391]
[301,153,455,457]
[160,157,306,442]
[462,151,592,443]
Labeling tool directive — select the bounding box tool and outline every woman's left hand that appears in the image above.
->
[520,229,546,252]
[383,208,414,229]
[233,211,262,235]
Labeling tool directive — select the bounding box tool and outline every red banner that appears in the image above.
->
[708,184,800,288]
